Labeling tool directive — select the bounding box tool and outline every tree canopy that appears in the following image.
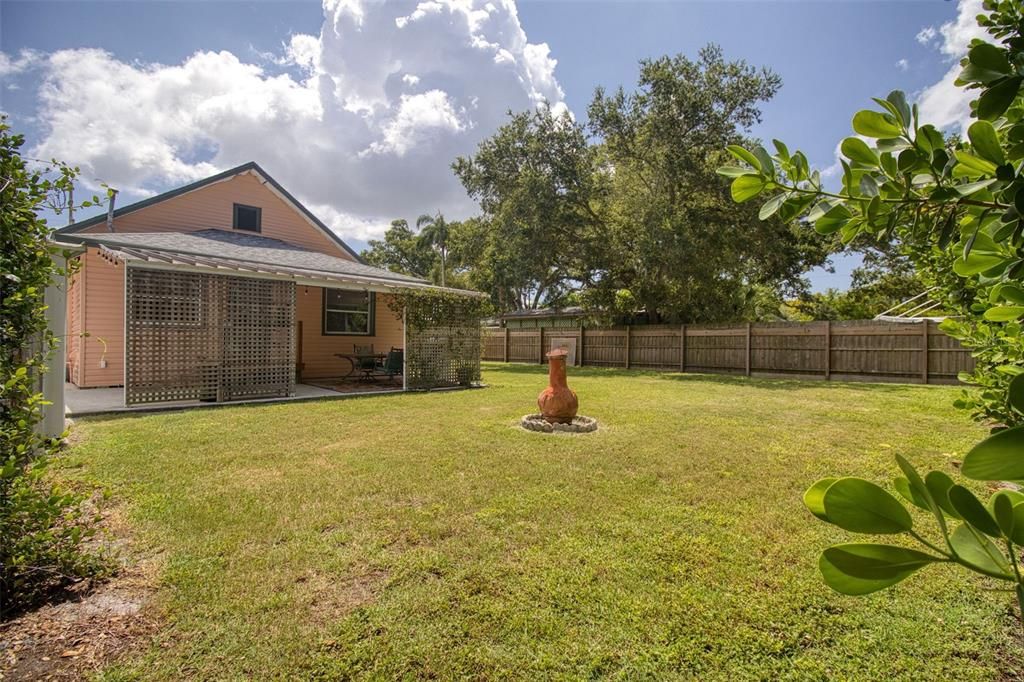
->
[422,46,833,321]
[451,108,603,311]
[583,46,830,322]
[363,219,438,280]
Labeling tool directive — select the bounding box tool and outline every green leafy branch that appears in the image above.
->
[717,8,1024,323]
[805,377,1024,621]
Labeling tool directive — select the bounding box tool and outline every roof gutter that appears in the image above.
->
[49,240,87,254]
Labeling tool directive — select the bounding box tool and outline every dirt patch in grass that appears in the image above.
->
[0,572,159,680]
[0,505,162,681]
[300,569,389,627]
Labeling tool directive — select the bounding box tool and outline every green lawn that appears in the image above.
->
[65,363,1022,679]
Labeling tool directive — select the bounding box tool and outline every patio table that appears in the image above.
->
[335,352,387,380]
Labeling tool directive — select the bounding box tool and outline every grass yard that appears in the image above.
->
[63,363,1022,679]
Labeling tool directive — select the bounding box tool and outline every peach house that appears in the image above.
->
[50,162,483,413]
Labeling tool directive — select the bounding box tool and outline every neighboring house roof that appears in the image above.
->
[55,161,364,263]
[874,288,947,322]
[501,306,585,320]
[57,229,485,297]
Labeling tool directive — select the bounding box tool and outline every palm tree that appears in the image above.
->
[416,211,449,287]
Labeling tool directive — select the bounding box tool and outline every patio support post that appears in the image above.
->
[504,326,509,363]
[41,252,67,438]
[403,306,408,391]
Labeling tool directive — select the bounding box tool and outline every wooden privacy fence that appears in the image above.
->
[482,320,975,385]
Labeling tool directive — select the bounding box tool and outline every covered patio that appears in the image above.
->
[52,230,484,414]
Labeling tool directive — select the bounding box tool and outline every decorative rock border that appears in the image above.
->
[520,414,599,434]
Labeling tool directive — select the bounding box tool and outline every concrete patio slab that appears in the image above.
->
[65,381,403,417]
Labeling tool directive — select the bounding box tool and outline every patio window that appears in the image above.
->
[233,203,262,232]
[323,289,375,335]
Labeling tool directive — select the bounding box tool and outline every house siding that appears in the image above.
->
[295,287,404,380]
[66,248,125,388]
[75,172,351,259]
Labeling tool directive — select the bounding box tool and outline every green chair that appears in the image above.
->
[382,348,403,382]
[354,344,376,381]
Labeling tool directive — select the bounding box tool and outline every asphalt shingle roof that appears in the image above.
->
[64,229,428,285]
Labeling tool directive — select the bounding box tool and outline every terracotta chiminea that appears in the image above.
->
[538,348,578,424]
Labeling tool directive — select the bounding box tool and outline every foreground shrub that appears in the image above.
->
[0,454,110,616]
[0,118,111,618]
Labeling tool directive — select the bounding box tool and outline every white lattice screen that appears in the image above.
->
[125,268,295,405]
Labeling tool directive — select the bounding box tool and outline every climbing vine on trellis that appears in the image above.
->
[386,289,487,389]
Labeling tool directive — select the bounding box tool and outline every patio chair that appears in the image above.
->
[382,347,403,382]
[353,343,377,381]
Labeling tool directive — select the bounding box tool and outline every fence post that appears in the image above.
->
[922,320,929,384]
[579,325,585,367]
[625,325,631,370]
[680,324,686,372]
[503,327,509,363]
[824,320,831,381]
[539,326,545,364]
[745,322,752,377]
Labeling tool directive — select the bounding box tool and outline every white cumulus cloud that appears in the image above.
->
[11,0,565,242]
[915,0,990,133]
[0,49,41,77]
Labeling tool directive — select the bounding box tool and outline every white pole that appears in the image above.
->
[42,251,68,438]
[402,306,408,391]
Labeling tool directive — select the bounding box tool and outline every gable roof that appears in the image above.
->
[56,161,364,262]
[57,229,485,297]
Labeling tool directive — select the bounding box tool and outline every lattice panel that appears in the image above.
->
[126,268,295,405]
[405,300,482,390]
[220,277,295,401]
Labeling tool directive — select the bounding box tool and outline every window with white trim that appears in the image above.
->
[323,289,374,335]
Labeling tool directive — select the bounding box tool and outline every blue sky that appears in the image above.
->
[1,0,976,290]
